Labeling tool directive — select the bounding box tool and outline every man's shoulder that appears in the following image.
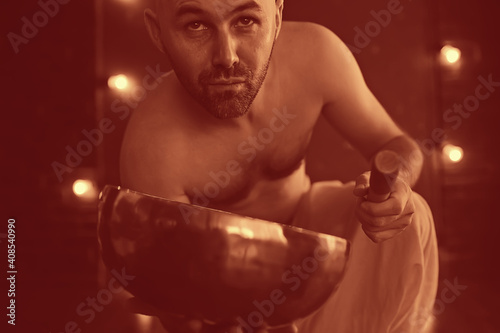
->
[119,71,188,190]
[280,21,334,37]
[132,69,177,118]
[277,21,352,81]
[123,70,183,137]
[277,21,360,105]
[278,21,345,57]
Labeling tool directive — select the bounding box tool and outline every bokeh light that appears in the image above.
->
[72,179,97,199]
[441,45,462,64]
[108,74,130,91]
[443,144,464,163]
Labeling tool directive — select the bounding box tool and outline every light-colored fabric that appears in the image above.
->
[291,181,439,333]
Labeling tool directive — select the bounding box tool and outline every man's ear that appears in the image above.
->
[274,0,284,41]
[144,8,166,54]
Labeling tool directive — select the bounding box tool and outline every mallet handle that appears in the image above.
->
[368,150,400,203]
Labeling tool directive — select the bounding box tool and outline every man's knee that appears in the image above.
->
[412,192,433,219]
[410,191,438,249]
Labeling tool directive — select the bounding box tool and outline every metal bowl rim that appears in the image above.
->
[100,184,348,243]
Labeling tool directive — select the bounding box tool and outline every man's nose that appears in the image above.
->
[212,32,239,69]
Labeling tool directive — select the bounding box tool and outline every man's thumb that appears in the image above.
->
[353,172,370,197]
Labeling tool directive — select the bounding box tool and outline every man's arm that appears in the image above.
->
[119,101,191,204]
[305,24,423,187]
[305,23,423,242]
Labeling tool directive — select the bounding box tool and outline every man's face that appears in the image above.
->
[153,0,280,119]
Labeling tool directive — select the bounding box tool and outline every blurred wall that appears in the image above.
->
[3,1,99,331]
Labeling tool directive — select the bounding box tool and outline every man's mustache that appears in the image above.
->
[199,65,252,83]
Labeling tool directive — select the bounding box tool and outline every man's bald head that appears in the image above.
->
[151,0,280,13]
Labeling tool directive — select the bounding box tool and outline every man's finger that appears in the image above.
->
[361,218,410,233]
[353,172,370,197]
[358,185,412,217]
[362,227,405,243]
[360,212,413,242]
[358,206,413,229]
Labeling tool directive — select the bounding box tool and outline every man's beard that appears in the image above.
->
[197,63,268,119]
[175,45,274,119]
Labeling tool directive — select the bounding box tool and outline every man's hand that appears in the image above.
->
[353,172,415,243]
[127,297,298,333]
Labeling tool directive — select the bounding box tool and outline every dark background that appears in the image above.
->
[2,0,499,332]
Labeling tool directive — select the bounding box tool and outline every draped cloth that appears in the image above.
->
[291,180,439,333]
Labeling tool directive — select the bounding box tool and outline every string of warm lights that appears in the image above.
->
[439,44,465,165]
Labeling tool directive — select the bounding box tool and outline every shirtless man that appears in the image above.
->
[120,0,438,332]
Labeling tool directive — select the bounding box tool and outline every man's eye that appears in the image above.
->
[236,17,255,27]
[187,22,208,31]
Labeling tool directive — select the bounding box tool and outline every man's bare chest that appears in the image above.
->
[178,106,315,204]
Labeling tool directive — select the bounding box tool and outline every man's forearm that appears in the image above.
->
[374,135,424,188]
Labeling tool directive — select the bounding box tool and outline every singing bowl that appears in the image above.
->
[97,185,350,328]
